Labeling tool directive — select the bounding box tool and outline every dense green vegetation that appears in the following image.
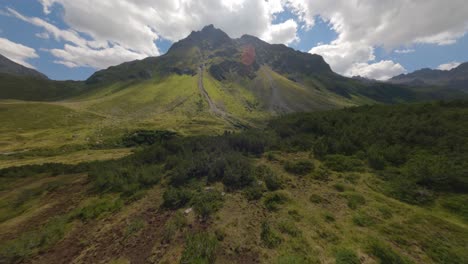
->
[1,100,467,263]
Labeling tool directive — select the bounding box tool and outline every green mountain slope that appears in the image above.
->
[0,73,86,101]
[0,25,465,165]
[0,55,89,101]
[73,25,464,125]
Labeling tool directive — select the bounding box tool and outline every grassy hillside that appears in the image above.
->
[0,100,466,263]
[0,73,85,101]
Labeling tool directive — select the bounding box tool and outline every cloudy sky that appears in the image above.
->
[1,0,467,80]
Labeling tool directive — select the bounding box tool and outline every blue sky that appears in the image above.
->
[0,0,467,80]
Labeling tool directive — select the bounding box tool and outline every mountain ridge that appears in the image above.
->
[0,25,465,122]
[389,62,468,92]
[0,54,48,79]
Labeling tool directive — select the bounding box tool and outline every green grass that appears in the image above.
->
[180,232,219,264]
[0,216,70,262]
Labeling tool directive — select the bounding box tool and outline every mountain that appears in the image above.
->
[0,54,48,79]
[0,54,87,101]
[82,25,463,119]
[389,62,468,92]
[0,25,465,136]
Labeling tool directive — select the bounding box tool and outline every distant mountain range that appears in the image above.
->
[0,25,466,128]
[0,54,48,79]
[389,62,468,92]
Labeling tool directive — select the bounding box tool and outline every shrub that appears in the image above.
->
[261,221,282,248]
[353,212,375,227]
[265,173,282,191]
[74,197,122,221]
[367,145,386,170]
[264,191,289,211]
[333,183,346,192]
[323,155,364,172]
[180,232,218,264]
[441,196,468,221]
[345,193,366,210]
[312,166,331,181]
[405,154,457,191]
[162,188,192,209]
[256,165,282,191]
[367,238,412,264]
[344,173,361,184]
[313,137,330,159]
[221,155,255,190]
[192,191,223,221]
[389,179,435,205]
[335,248,360,264]
[278,221,301,237]
[324,212,336,223]
[243,183,265,201]
[284,160,314,175]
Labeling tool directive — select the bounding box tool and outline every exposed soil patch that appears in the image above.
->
[0,175,88,241]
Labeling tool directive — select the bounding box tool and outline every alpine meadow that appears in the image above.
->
[0,1,467,264]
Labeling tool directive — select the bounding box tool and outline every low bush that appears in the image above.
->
[255,165,282,191]
[192,190,223,221]
[243,183,265,201]
[260,221,282,248]
[333,183,346,192]
[345,193,366,210]
[324,212,336,223]
[264,191,289,211]
[324,155,364,172]
[367,238,413,264]
[162,187,192,209]
[278,221,301,237]
[344,173,361,184]
[441,195,468,221]
[74,196,123,221]
[284,160,314,176]
[352,212,375,227]
[312,166,331,181]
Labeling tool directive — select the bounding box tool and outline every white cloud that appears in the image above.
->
[348,61,406,81]
[262,19,299,45]
[288,0,468,79]
[7,7,153,69]
[0,37,39,68]
[394,49,415,54]
[437,61,461,71]
[287,0,468,48]
[49,44,147,69]
[310,41,375,75]
[35,32,50,39]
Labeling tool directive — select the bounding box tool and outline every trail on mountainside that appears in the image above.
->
[261,67,293,114]
[197,65,247,128]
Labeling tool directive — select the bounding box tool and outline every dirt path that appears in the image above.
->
[197,65,247,129]
[261,67,293,114]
